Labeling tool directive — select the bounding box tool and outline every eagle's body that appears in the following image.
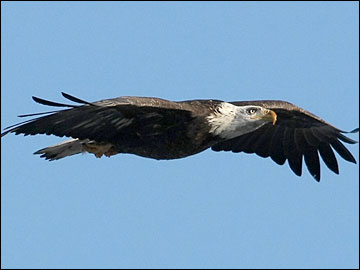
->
[2,93,358,181]
[81,97,218,160]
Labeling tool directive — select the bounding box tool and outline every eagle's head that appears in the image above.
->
[207,102,277,139]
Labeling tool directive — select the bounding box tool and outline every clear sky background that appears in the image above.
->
[1,2,359,269]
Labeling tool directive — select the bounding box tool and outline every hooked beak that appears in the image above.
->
[262,109,277,125]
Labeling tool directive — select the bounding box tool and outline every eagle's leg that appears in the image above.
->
[104,148,118,157]
[82,143,115,158]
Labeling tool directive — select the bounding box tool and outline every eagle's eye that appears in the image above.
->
[247,108,258,115]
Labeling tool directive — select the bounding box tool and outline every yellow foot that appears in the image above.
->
[83,143,116,158]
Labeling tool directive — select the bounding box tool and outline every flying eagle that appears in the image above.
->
[1,93,358,181]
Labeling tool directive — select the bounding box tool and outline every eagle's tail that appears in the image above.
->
[34,138,89,161]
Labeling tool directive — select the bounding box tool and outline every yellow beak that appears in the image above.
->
[262,109,277,125]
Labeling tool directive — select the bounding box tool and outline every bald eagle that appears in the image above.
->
[1,93,358,181]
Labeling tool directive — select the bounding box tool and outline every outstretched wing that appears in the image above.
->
[211,100,358,181]
[1,93,194,143]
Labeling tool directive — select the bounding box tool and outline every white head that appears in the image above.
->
[207,102,277,139]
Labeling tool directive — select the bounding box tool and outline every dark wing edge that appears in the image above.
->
[1,93,94,137]
[212,100,358,181]
[1,93,134,142]
[1,93,195,144]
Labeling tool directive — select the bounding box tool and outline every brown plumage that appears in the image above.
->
[1,93,358,181]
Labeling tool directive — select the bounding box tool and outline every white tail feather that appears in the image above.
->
[34,138,89,160]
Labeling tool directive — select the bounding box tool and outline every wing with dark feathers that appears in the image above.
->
[211,100,358,181]
[1,93,194,144]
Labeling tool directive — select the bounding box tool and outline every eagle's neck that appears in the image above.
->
[206,102,262,139]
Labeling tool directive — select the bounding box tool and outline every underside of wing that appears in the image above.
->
[212,100,358,181]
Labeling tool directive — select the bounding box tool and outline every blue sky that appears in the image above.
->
[1,2,359,269]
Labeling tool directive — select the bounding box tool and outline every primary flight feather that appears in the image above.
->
[2,93,358,181]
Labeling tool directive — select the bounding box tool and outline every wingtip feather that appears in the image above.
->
[61,92,92,105]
